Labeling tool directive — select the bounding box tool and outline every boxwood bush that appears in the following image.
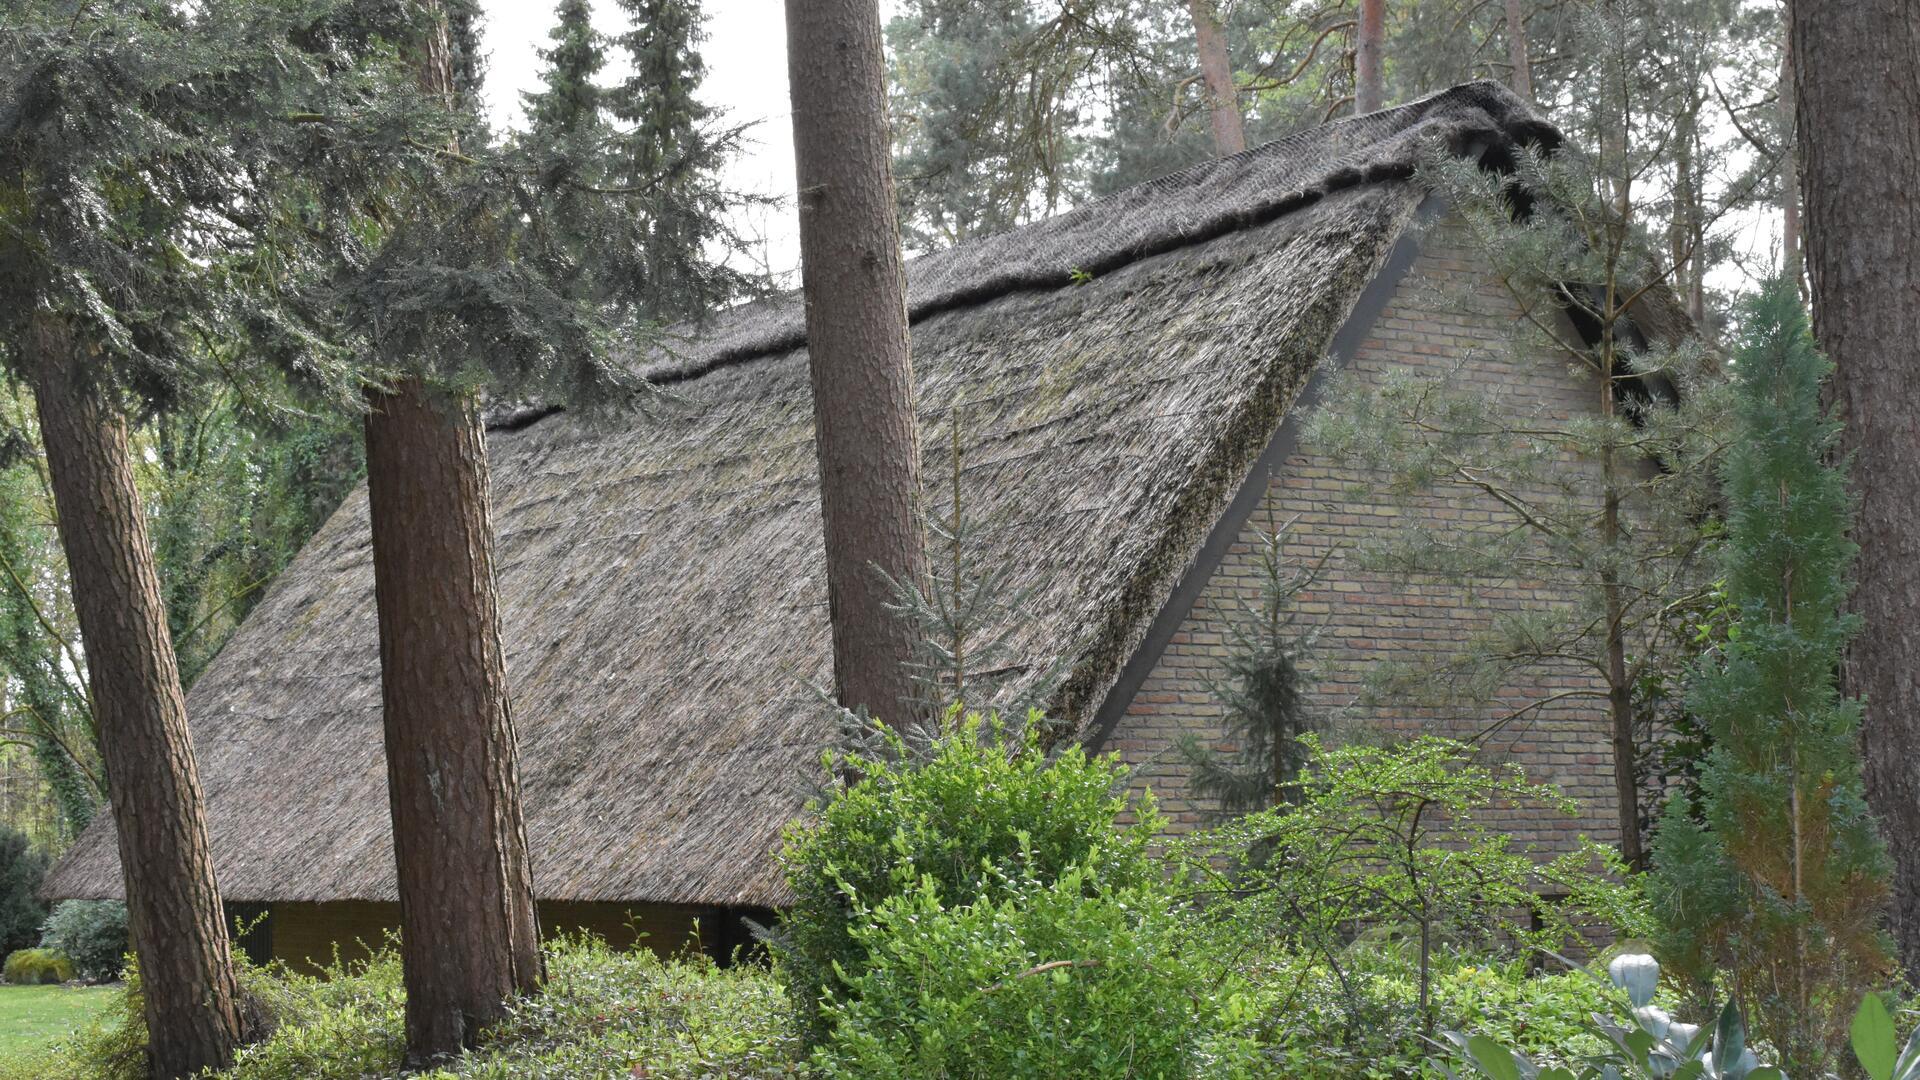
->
[814,864,1251,1078]
[774,709,1163,1044]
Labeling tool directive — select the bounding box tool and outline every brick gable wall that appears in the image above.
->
[1101,217,1618,853]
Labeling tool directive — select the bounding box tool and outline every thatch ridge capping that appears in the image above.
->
[642,80,1555,388]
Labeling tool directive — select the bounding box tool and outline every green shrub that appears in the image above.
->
[1442,952,1780,1080]
[776,709,1161,1043]
[1181,735,1646,1033]
[814,864,1248,1078]
[2,946,72,984]
[0,829,48,956]
[40,900,128,983]
[1206,952,1633,1079]
[0,936,802,1080]
[435,936,801,1079]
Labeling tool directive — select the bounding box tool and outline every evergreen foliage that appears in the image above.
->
[518,0,759,324]
[884,413,1065,725]
[0,456,98,840]
[1304,55,1734,864]
[0,828,48,957]
[886,0,1088,249]
[523,0,605,141]
[1177,517,1326,814]
[813,863,1241,1077]
[605,0,759,320]
[1648,281,1891,1075]
[0,0,361,408]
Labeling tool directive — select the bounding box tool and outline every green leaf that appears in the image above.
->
[1893,1020,1920,1080]
[1466,1035,1523,1080]
[1857,993,1898,1080]
[1714,1000,1746,1075]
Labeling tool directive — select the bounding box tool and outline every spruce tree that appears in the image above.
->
[1178,518,1326,814]
[524,0,606,141]
[606,0,746,320]
[1649,281,1891,1076]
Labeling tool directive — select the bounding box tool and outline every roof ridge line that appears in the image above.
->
[643,80,1557,389]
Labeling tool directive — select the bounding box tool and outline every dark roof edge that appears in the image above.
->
[647,82,1556,389]
[1080,195,1444,755]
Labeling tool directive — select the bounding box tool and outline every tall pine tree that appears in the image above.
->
[1649,281,1891,1076]
[606,0,747,320]
[524,0,605,141]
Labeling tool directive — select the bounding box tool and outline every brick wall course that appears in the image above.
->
[1105,220,1618,852]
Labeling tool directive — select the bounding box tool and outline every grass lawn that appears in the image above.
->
[0,984,116,1055]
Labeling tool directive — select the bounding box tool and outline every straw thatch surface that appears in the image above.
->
[46,82,1559,907]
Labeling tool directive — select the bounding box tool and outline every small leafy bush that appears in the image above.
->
[1441,952,1781,1080]
[776,709,1161,1042]
[2,946,72,984]
[1213,952,1631,1079]
[40,900,128,983]
[0,829,48,956]
[814,863,1246,1078]
[1182,735,1646,1033]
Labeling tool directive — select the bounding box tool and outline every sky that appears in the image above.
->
[478,0,810,281]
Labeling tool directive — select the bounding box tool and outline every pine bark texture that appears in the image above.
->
[1503,0,1532,100]
[1187,0,1247,155]
[785,0,930,723]
[1791,0,1920,977]
[1355,0,1386,113]
[27,313,242,1080]
[364,378,542,1062]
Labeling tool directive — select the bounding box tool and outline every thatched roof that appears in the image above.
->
[46,82,1561,908]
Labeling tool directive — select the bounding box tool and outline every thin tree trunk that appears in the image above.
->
[1792,0,1920,978]
[1672,100,1707,328]
[1778,34,1802,294]
[27,313,242,1080]
[1503,0,1532,101]
[1597,291,1643,868]
[1355,0,1386,114]
[1187,0,1246,155]
[366,2,542,1062]
[365,377,542,1062]
[784,0,929,723]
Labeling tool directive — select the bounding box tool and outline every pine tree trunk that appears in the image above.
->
[1791,0,1920,978]
[1187,0,1247,155]
[1355,0,1386,114]
[784,0,929,723]
[26,313,242,1080]
[1778,35,1802,293]
[1503,0,1532,101]
[364,377,542,1063]
[1672,102,1707,328]
[1597,306,1643,869]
